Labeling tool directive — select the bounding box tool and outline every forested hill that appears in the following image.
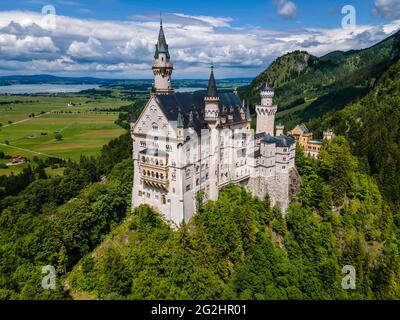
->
[66,138,400,300]
[315,31,400,205]
[240,31,398,129]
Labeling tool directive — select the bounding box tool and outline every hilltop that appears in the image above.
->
[240,31,399,129]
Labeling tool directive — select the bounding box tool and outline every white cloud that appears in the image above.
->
[373,0,400,20]
[0,10,398,78]
[68,37,103,58]
[274,0,297,20]
[0,34,58,58]
[170,13,233,27]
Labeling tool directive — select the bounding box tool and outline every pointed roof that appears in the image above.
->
[298,123,309,133]
[206,65,218,98]
[154,20,170,59]
[246,101,251,119]
[177,112,184,128]
[263,82,273,91]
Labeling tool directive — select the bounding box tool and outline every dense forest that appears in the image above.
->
[313,36,400,206]
[1,132,399,299]
[0,133,133,299]
[66,138,400,299]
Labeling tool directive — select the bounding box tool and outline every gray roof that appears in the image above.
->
[154,23,170,59]
[298,123,309,133]
[155,92,243,133]
[310,140,323,145]
[255,132,266,139]
[262,135,295,148]
[263,83,274,91]
[206,66,218,98]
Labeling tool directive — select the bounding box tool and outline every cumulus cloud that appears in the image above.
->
[0,10,398,78]
[274,0,298,20]
[373,0,400,20]
[68,37,103,59]
[0,33,58,60]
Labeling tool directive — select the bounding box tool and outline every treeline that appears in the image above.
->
[0,132,133,299]
[68,137,400,299]
[114,98,147,130]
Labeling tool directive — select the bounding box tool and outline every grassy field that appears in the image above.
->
[0,91,128,175]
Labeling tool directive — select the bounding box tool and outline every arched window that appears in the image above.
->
[156,172,159,179]
[141,156,145,162]
[143,170,146,175]
[151,171,155,177]
[161,195,166,204]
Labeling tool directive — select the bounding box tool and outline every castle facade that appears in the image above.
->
[131,22,296,227]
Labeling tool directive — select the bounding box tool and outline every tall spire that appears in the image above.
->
[204,64,220,123]
[154,17,170,59]
[206,64,218,98]
[152,16,174,94]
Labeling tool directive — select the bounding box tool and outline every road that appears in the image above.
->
[0,143,63,159]
[1,111,52,128]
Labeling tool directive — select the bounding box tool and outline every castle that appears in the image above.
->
[131,22,296,227]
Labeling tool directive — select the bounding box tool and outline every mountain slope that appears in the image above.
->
[317,32,400,204]
[241,31,398,129]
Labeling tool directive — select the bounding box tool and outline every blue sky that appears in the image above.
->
[0,0,399,78]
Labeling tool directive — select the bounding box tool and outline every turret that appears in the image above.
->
[152,19,174,94]
[204,65,220,123]
[323,129,335,141]
[256,83,278,135]
[246,101,251,121]
[177,111,184,143]
[276,123,284,136]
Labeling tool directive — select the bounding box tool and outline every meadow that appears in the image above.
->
[0,91,128,175]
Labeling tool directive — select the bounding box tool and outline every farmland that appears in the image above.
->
[0,91,130,175]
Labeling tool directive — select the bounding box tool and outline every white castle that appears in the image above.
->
[131,22,296,227]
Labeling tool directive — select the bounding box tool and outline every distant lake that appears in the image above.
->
[0,84,100,94]
[175,87,205,93]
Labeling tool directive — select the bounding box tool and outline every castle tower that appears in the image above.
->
[204,65,220,123]
[323,129,335,141]
[152,19,174,94]
[275,123,284,136]
[203,66,220,202]
[256,83,277,135]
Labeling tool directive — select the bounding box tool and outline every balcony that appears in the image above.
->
[139,148,169,190]
[141,167,169,190]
